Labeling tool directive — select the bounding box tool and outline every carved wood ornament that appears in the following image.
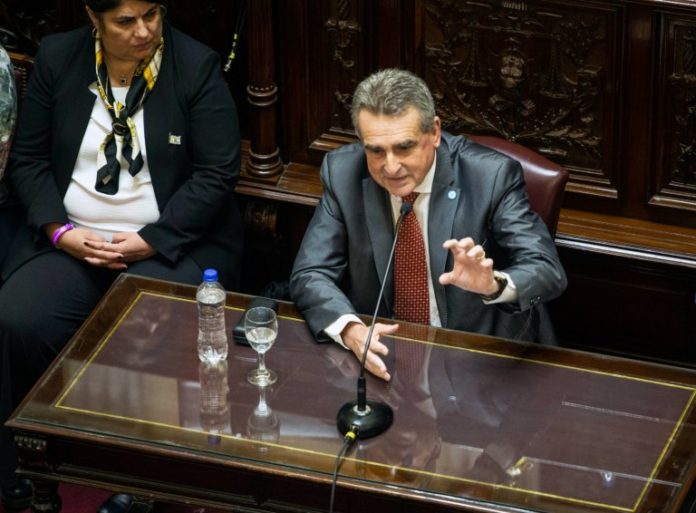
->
[651,15,696,212]
[422,0,612,192]
[668,25,696,188]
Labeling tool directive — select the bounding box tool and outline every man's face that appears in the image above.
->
[358,107,441,198]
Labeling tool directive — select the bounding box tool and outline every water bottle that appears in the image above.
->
[197,268,228,364]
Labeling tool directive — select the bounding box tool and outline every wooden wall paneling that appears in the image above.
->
[618,2,652,218]
[276,0,346,167]
[276,0,417,168]
[272,0,372,199]
[0,0,60,54]
[372,0,417,70]
[239,197,314,296]
[418,0,624,204]
[244,0,282,181]
[274,0,311,166]
[649,8,696,215]
[551,247,696,366]
[306,0,367,156]
[278,0,367,164]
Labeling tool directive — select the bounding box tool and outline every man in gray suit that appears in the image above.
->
[290,69,566,381]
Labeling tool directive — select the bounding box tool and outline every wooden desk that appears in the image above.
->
[7,274,696,513]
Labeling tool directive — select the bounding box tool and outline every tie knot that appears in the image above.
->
[402,192,419,207]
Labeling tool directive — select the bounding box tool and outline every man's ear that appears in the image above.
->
[432,116,442,148]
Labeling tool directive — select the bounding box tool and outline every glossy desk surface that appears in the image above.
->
[8,274,696,512]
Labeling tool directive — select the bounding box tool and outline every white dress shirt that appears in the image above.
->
[63,84,160,241]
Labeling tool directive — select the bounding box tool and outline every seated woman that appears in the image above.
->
[0,0,243,508]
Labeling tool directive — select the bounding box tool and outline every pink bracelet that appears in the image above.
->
[51,223,75,247]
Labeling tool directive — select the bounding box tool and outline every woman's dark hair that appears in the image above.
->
[84,0,158,14]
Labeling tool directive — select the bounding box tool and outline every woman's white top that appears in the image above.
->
[63,84,160,242]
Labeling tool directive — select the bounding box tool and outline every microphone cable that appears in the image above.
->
[223,1,247,73]
[328,429,357,513]
[357,201,411,381]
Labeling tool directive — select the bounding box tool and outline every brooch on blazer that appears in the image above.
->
[168,133,182,145]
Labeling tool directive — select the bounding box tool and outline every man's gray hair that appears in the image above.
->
[350,69,436,137]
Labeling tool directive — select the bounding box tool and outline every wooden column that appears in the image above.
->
[245,0,283,180]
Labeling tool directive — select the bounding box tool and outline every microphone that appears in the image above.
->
[336,200,413,439]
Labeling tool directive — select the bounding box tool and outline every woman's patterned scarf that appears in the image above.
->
[94,36,163,195]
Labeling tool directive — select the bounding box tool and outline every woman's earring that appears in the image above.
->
[160,4,167,17]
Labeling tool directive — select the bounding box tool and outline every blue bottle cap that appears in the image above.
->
[203,269,218,282]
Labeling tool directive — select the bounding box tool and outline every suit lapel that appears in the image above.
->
[363,175,395,316]
[428,142,459,327]
[54,31,101,196]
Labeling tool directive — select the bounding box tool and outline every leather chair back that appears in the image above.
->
[467,135,568,237]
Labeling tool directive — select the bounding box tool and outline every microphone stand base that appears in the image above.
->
[337,401,393,440]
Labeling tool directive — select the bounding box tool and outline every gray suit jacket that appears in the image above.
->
[289,131,567,342]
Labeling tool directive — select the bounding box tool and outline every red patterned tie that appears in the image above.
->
[394,193,430,325]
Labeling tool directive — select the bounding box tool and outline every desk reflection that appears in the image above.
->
[429,344,562,491]
[246,385,280,448]
[322,330,561,491]
[355,339,442,487]
[116,296,176,369]
[198,361,230,442]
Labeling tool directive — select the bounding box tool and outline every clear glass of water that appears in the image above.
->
[244,306,278,386]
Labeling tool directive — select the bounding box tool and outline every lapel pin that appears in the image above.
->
[168,133,182,145]
[448,190,457,200]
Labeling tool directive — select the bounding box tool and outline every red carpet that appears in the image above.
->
[0,483,110,513]
[0,483,224,513]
